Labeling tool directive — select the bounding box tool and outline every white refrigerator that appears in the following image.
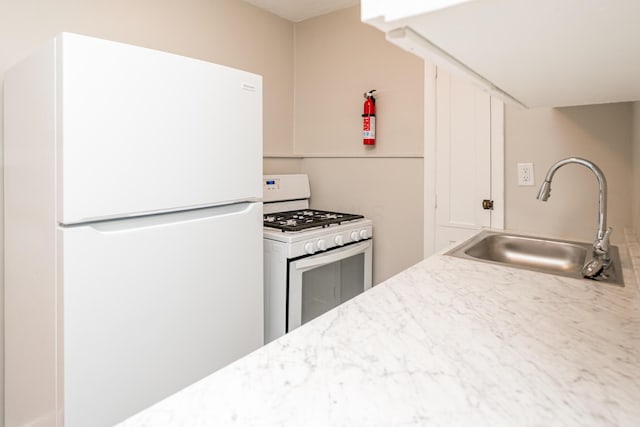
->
[4,33,263,426]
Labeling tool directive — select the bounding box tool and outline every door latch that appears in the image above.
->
[482,199,494,210]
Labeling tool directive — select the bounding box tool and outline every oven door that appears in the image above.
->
[287,240,372,332]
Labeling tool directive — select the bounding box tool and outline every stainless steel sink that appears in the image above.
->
[446,231,624,285]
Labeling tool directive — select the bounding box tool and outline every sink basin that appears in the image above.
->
[446,231,624,286]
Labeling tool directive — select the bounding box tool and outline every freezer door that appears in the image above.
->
[58,33,262,224]
[59,202,262,427]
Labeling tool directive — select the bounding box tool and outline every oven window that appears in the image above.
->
[301,253,365,325]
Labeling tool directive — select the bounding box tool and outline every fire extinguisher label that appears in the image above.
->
[363,116,376,139]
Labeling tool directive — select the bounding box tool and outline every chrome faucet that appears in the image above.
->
[537,157,613,279]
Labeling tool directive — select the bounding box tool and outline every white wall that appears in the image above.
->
[0,1,294,424]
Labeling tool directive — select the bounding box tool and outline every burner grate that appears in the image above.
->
[264,209,364,232]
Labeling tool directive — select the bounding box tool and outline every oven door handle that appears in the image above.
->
[293,240,372,271]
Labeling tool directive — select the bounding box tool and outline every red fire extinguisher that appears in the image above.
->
[362,89,376,145]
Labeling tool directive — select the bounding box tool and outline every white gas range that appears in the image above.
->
[263,174,373,343]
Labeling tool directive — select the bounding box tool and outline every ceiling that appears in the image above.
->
[243,0,360,22]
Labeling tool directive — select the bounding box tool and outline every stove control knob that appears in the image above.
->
[317,239,327,251]
[350,231,360,242]
[304,242,315,254]
[334,235,344,246]
[359,229,369,240]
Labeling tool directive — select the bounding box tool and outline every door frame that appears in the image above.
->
[423,62,504,257]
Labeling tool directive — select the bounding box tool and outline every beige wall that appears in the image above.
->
[633,102,640,236]
[0,0,294,154]
[505,103,633,244]
[0,0,294,423]
[293,7,423,156]
[6,1,635,423]
[303,158,424,283]
[287,6,425,284]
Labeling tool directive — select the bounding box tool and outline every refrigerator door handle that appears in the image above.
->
[66,202,260,233]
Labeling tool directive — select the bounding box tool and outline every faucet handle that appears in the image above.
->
[595,227,613,255]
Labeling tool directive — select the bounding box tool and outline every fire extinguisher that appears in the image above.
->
[362,89,376,145]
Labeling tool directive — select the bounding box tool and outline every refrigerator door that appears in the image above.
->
[59,202,262,426]
[57,33,262,224]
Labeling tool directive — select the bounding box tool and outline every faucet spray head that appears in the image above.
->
[537,180,551,201]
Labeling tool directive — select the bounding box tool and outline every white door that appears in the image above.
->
[60,202,262,427]
[433,69,504,252]
[58,33,262,224]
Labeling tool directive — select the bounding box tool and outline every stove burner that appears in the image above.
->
[264,209,364,232]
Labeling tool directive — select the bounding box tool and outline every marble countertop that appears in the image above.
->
[118,230,640,426]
